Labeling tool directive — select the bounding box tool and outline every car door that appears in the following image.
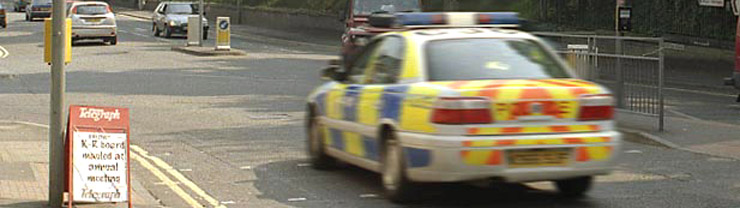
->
[322,39,383,159]
[154,3,166,28]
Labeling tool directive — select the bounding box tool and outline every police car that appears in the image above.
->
[306,12,621,202]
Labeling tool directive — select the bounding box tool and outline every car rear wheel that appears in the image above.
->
[25,14,29,21]
[382,132,419,203]
[202,30,207,40]
[307,107,336,170]
[108,37,117,45]
[554,176,593,198]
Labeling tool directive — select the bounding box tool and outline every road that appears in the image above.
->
[1,6,740,208]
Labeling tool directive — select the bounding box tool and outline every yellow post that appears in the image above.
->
[44,18,71,64]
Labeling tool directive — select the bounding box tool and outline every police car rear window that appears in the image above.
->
[425,38,571,81]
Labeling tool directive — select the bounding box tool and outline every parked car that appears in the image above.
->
[151,2,208,39]
[14,0,29,12]
[25,0,51,21]
[0,4,6,28]
[68,1,117,45]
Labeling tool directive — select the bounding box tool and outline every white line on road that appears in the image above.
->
[130,152,205,208]
[131,145,228,208]
[0,45,9,58]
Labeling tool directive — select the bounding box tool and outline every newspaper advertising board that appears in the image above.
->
[66,105,131,207]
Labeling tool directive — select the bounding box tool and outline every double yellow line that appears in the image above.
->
[130,145,227,208]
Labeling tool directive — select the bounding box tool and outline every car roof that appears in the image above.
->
[71,1,109,6]
[380,28,538,44]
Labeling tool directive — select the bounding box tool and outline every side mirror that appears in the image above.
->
[368,13,396,28]
[321,66,345,81]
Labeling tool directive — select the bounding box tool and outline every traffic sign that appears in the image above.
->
[66,105,131,207]
[216,17,231,51]
[44,18,71,64]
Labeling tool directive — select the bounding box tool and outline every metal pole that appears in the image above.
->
[49,0,67,206]
[237,0,242,25]
[615,0,625,108]
[658,39,665,131]
[199,0,204,46]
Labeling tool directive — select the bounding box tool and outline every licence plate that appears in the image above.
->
[86,18,102,23]
[507,148,570,168]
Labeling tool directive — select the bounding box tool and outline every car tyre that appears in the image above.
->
[554,176,593,198]
[25,14,29,21]
[382,131,419,203]
[163,26,172,38]
[108,37,117,45]
[202,30,207,40]
[152,24,160,37]
[306,106,337,170]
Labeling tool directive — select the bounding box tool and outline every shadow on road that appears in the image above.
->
[253,159,598,208]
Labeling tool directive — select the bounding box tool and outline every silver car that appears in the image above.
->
[68,1,117,45]
[152,2,208,39]
[25,0,50,21]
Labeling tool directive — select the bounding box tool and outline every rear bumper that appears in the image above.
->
[725,72,740,90]
[30,11,50,18]
[168,25,208,34]
[72,26,116,39]
[398,131,621,183]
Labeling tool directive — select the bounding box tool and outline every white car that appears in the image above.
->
[68,1,117,45]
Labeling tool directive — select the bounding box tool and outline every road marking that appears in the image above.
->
[0,45,9,58]
[130,152,204,208]
[131,145,227,208]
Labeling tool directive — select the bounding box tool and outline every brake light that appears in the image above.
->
[71,6,76,14]
[578,94,614,121]
[106,5,111,13]
[432,97,492,124]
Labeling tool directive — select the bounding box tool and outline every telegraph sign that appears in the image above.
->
[66,105,131,207]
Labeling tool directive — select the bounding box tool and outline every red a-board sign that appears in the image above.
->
[66,105,131,207]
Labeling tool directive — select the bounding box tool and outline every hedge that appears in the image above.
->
[206,0,737,41]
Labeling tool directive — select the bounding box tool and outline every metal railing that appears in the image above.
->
[534,32,665,131]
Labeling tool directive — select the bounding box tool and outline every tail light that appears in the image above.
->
[0,10,5,15]
[432,97,492,124]
[71,6,76,14]
[32,7,40,11]
[106,5,112,13]
[578,94,614,121]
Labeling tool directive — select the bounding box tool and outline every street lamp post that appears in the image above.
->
[199,0,204,46]
[49,0,67,206]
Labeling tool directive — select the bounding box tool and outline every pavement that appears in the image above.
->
[0,121,161,208]
[617,110,740,160]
